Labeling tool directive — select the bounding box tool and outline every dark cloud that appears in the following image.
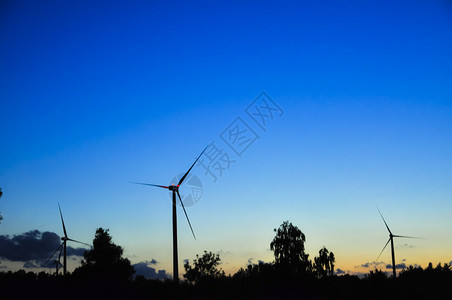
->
[23,261,40,268]
[386,263,406,270]
[0,230,87,262]
[359,261,385,268]
[67,247,86,257]
[399,243,414,249]
[133,262,170,280]
[336,268,345,274]
[402,259,406,262]
[143,259,157,265]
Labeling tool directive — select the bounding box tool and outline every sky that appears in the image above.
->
[1,0,451,277]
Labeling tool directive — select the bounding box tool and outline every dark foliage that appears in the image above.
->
[183,251,225,284]
[2,263,451,299]
[314,246,335,278]
[72,228,135,280]
[270,220,311,274]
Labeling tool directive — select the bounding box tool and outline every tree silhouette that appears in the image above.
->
[73,228,135,280]
[270,221,310,274]
[314,247,335,278]
[364,267,387,280]
[183,251,225,284]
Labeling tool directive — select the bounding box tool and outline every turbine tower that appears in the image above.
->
[376,208,419,278]
[132,146,207,283]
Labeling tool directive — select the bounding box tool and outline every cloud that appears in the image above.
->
[23,261,40,268]
[398,243,414,249]
[386,263,406,270]
[146,259,158,265]
[449,261,452,267]
[336,268,345,274]
[358,261,385,268]
[402,259,406,262]
[0,230,87,263]
[132,262,170,280]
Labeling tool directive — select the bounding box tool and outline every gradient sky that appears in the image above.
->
[1,0,451,277]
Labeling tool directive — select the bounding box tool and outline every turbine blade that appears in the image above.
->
[376,238,391,261]
[177,190,196,240]
[130,182,168,189]
[178,146,208,186]
[44,242,64,267]
[377,207,392,235]
[67,238,91,247]
[58,245,63,263]
[58,204,68,238]
[392,235,423,239]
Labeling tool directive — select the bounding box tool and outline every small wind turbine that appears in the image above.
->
[52,204,91,275]
[44,244,63,275]
[131,146,207,283]
[376,208,420,278]
[52,247,63,275]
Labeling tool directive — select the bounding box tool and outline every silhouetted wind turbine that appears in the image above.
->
[376,208,420,278]
[131,146,207,283]
[53,253,63,275]
[52,247,63,275]
[44,242,63,275]
[55,204,91,275]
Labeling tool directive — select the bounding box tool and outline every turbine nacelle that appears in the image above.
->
[168,185,179,191]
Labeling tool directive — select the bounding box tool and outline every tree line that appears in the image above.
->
[1,220,451,299]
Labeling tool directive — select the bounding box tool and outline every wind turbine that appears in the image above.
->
[53,204,91,275]
[51,248,63,275]
[131,146,207,283]
[44,243,63,275]
[376,208,420,278]
[53,256,63,275]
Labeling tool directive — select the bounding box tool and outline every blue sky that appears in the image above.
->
[1,0,451,276]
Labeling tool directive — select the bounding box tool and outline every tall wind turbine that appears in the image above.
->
[132,146,207,283]
[376,208,419,278]
[56,204,91,275]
